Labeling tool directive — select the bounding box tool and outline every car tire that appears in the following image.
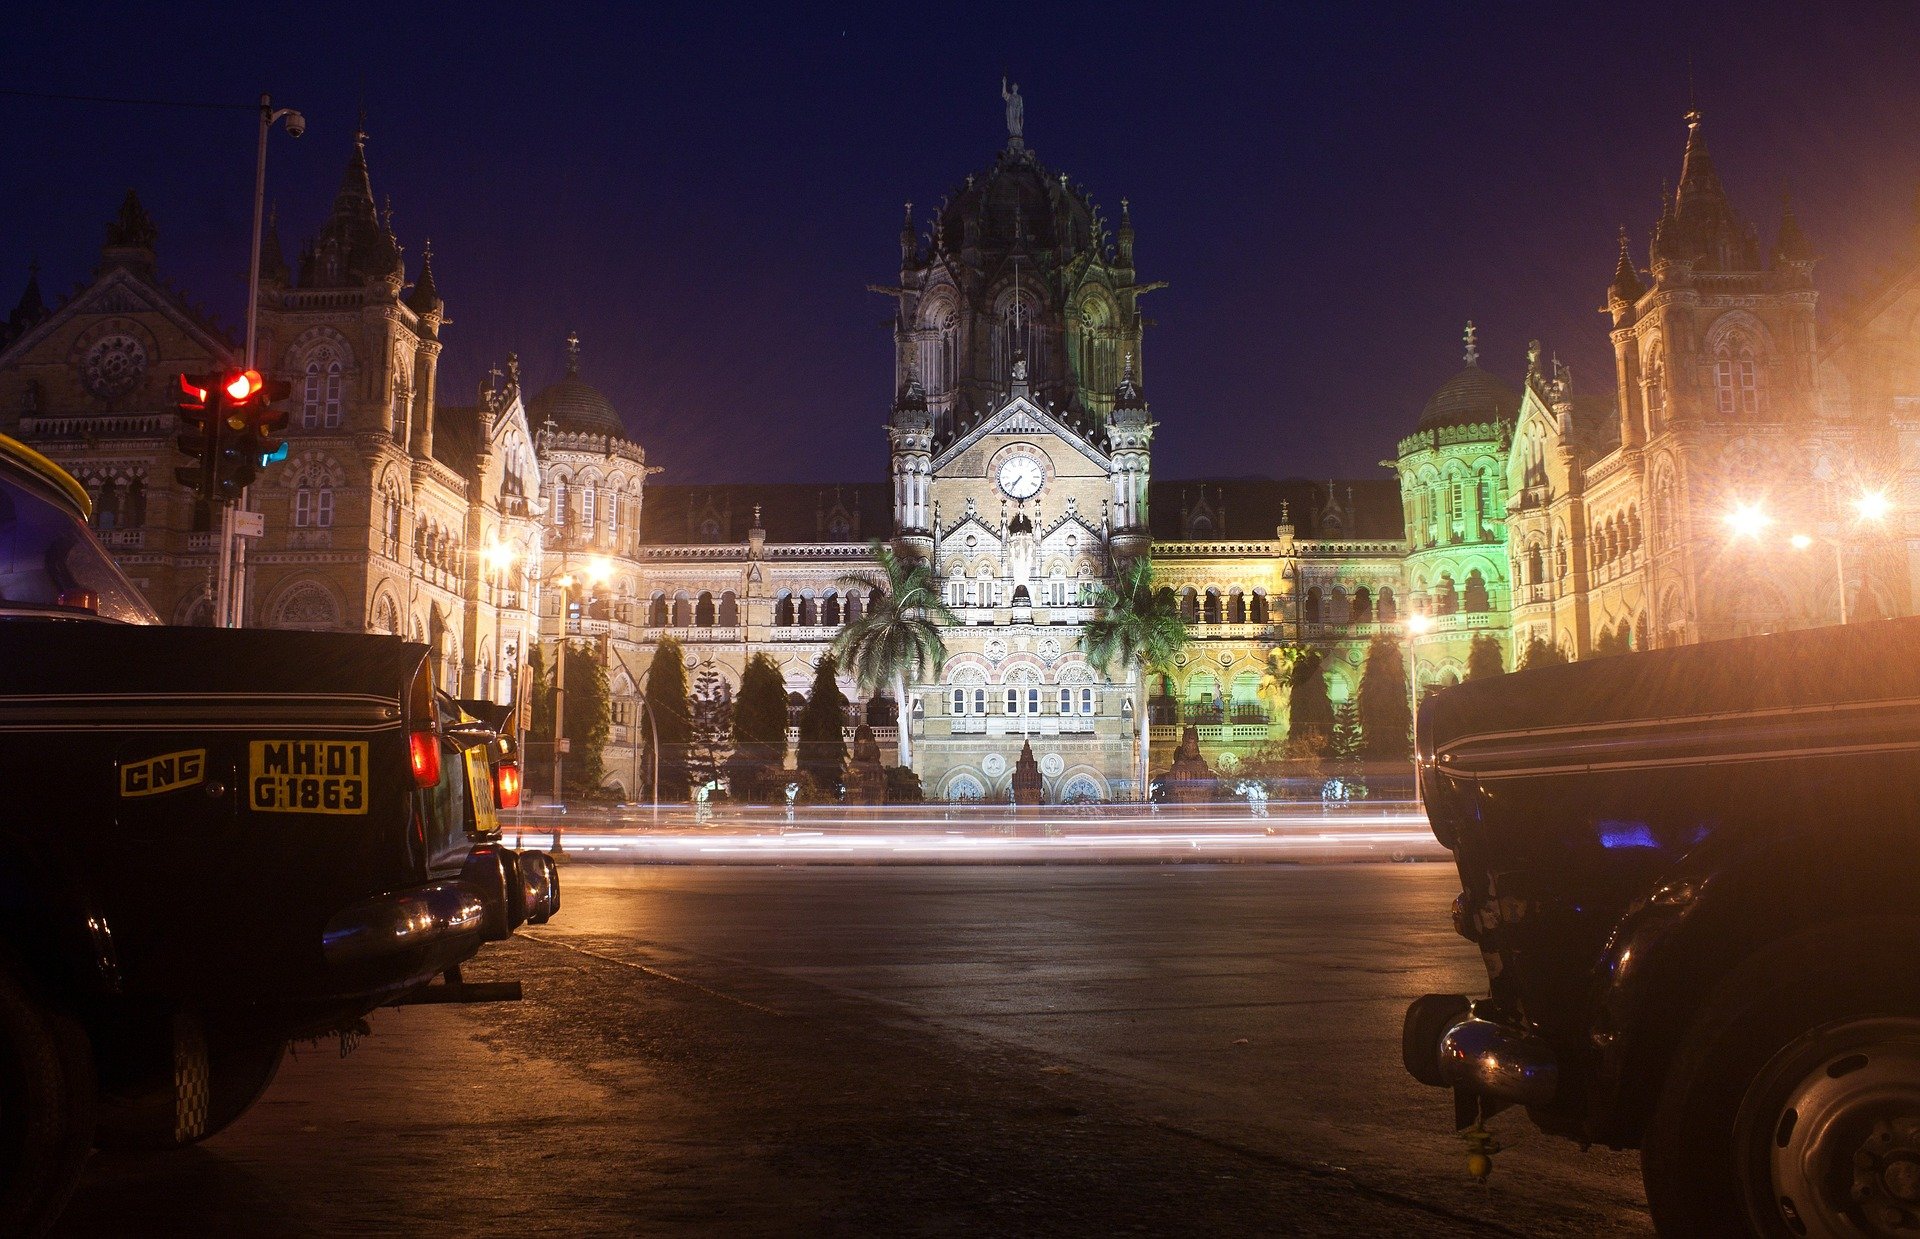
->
[95,1013,284,1151]
[0,968,95,1237]
[1641,918,1920,1238]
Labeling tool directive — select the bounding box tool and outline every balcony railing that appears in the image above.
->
[20,412,169,439]
[97,528,146,549]
[186,532,216,553]
[641,626,742,643]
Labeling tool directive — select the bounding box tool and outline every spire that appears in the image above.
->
[1112,350,1148,419]
[1609,227,1644,304]
[405,238,442,314]
[3,262,47,345]
[304,121,401,288]
[565,330,581,377]
[1117,195,1135,264]
[260,202,289,285]
[1462,321,1479,367]
[98,190,158,277]
[1675,109,1728,213]
[1773,191,1815,266]
[900,201,915,263]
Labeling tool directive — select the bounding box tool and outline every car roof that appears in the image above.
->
[0,433,91,518]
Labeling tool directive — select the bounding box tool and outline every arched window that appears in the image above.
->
[302,348,345,429]
[1351,586,1373,624]
[1179,587,1199,623]
[718,591,739,626]
[798,595,818,626]
[1377,587,1397,622]
[1250,590,1269,624]
[607,492,620,539]
[1227,589,1246,624]
[1527,543,1545,585]
[694,592,716,626]
[581,484,596,530]
[920,299,958,396]
[1435,574,1458,615]
[552,476,569,526]
[648,593,668,626]
[1202,589,1222,625]
[1330,586,1349,623]
[294,486,335,528]
[671,591,691,627]
[845,591,864,622]
[1715,339,1762,417]
[993,289,1046,384]
[1464,570,1490,613]
[821,592,841,626]
[774,593,795,626]
[94,477,119,531]
[1304,587,1322,623]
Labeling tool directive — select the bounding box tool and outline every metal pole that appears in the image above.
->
[1406,627,1423,810]
[1836,540,1849,625]
[218,95,274,630]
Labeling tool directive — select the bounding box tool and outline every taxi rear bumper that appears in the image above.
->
[321,848,560,966]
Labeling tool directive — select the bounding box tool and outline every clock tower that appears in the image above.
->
[878,84,1156,802]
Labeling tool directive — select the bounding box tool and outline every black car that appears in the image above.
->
[1403,617,1920,1237]
[0,433,559,1233]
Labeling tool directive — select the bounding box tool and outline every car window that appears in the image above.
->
[0,462,158,624]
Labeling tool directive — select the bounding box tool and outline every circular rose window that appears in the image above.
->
[83,333,149,400]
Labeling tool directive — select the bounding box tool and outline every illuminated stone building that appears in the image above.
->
[11,102,1920,800]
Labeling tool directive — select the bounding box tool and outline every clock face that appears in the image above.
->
[997,455,1044,500]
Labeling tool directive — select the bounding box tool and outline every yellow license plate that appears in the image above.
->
[248,740,370,815]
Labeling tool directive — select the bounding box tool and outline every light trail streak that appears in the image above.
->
[503,802,1450,865]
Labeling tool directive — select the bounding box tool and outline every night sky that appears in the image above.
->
[7,2,1920,487]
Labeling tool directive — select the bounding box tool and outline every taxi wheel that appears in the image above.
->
[1641,919,1920,1238]
[95,1015,284,1151]
[0,968,95,1237]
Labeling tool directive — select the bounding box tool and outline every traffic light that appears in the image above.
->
[173,372,221,497]
[172,369,296,503]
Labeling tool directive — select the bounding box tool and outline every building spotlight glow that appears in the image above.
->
[1724,502,1773,540]
[1855,490,1893,523]
[1406,613,1434,635]
[1790,533,1813,550]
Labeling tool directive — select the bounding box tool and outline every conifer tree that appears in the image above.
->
[798,654,850,797]
[645,637,692,802]
[1466,634,1507,681]
[1287,650,1334,749]
[1518,635,1570,671]
[1356,636,1412,759]
[729,652,790,801]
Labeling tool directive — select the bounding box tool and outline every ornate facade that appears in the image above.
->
[8,102,1920,801]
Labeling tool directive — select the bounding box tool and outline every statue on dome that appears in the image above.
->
[1001,77,1024,140]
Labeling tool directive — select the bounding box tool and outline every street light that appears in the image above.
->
[220,94,304,630]
[1726,491,1895,625]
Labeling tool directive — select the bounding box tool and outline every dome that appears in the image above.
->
[936,147,1098,259]
[1418,362,1517,432]
[528,336,627,438]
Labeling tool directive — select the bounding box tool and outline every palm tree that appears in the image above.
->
[832,542,957,768]
[1082,557,1189,801]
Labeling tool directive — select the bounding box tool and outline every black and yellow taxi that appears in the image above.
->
[0,433,558,1234]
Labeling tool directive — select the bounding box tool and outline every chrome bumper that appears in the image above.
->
[1403,993,1559,1108]
[322,847,561,965]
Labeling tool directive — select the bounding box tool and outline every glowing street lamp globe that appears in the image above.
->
[1789,533,1814,551]
[1406,613,1435,636]
[1724,502,1773,540]
[1855,490,1893,524]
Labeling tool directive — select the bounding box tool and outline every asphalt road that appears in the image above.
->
[58,865,1652,1237]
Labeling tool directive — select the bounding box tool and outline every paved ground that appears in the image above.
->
[58,865,1652,1237]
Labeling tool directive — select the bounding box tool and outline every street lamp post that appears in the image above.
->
[219,94,303,630]
[1727,491,1893,627]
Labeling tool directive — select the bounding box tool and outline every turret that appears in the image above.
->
[1106,354,1153,560]
[889,377,934,559]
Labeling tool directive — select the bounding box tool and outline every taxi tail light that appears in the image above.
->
[409,729,441,788]
[404,659,439,788]
[494,760,522,809]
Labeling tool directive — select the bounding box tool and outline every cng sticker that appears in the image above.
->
[120,748,207,798]
[248,740,369,815]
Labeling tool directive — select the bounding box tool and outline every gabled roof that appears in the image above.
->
[0,263,234,370]
[641,482,890,545]
[1150,477,1405,541]
[932,393,1111,472]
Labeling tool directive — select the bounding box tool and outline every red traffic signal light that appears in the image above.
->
[224,370,263,402]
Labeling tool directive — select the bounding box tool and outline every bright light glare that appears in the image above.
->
[587,555,612,585]
[1724,502,1773,540]
[482,541,515,572]
[1856,490,1893,523]
[1406,613,1434,635]
[1790,533,1813,550]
